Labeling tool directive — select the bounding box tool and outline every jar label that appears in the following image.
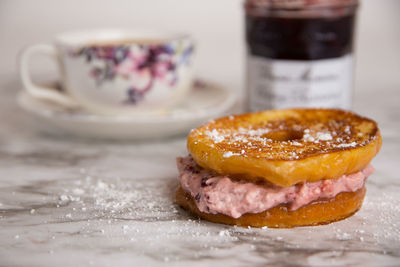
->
[247,54,354,111]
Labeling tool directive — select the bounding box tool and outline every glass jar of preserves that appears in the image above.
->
[245,0,358,111]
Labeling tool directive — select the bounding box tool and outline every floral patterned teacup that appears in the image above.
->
[19,29,195,115]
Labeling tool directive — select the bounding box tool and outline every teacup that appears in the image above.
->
[19,29,195,115]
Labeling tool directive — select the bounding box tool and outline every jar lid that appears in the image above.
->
[245,0,358,9]
[245,0,358,17]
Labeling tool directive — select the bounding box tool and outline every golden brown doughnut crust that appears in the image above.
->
[176,186,366,228]
[188,108,381,186]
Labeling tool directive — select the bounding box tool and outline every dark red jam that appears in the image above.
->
[246,14,356,60]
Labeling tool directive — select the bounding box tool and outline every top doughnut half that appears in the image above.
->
[187,108,382,187]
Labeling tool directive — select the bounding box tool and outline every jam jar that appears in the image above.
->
[245,0,358,111]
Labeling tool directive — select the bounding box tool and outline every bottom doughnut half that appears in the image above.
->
[176,186,366,228]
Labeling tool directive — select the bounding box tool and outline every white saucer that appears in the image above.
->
[17,80,236,140]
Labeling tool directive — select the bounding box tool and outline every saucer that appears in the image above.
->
[17,80,236,140]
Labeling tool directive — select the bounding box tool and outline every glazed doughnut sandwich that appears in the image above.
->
[176,109,381,228]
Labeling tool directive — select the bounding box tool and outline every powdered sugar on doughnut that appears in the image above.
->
[222,151,240,158]
[191,110,379,160]
[204,129,225,143]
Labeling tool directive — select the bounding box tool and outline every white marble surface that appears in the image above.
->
[0,71,399,266]
[1,0,400,265]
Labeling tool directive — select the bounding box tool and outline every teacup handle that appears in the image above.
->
[19,44,79,108]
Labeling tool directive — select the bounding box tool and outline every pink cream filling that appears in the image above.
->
[177,156,374,219]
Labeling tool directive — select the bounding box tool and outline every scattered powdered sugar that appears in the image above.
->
[336,232,352,241]
[291,141,302,146]
[59,195,69,202]
[367,193,400,240]
[336,142,358,148]
[302,129,315,142]
[52,175,181,223]
[325,190,400,247]
[223,151,239,158]
[218,230,230,237]
[303,130,332,142]
[316,132,333,141]
[238,127,270,137]
[90,179,142,211]
[205,129,225,143]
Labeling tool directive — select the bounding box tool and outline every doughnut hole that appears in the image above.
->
[262,130,303,142]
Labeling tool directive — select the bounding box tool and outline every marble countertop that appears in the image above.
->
[0,73,399,266]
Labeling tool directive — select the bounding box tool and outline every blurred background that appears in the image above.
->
[0,0,399,109]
